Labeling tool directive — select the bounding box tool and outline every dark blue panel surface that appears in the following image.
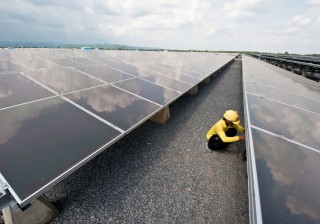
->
[244,76,320,101]
[64,85,160,130]
[141,74,192,93]
[0,61,21,72]
[76,65,134,83]
[48,58,82,67]
[0,73,54,109]
[247,94,320,150]
[0,97,121,202]
[27,67,103,94]
[114,78,180,105]
[245,81,320,114]
[102,60,148,77]
[66,57,99,66]
[252,128,320,224]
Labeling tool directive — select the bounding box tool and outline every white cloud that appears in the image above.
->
[314,16,320,29]
[222,0,265,19]
[0,0,319,53]
[256,14,313,43]
[84,6,95,15]
[279,27,298,34]
[307,0,320,5]
[98,0,210,36]
[207,29,217,37]
[98,23,130,36]
[261,26,298,35]
[292,15,311,26]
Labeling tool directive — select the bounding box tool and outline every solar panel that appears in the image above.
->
[0,96,122,205]
[0,48,236,207]
[251,128,320,224]
[245,81,320,114]
[157,62,209,74]
[84,57,149,77]
[48,58,81,67]
[242,55,320,223]
[0,51,23,73]
[63,85,161,131]
[159,70,202,84]
[138,74,193,93]
[246,94,319,150]
[65,56,99,66]
[0,61,22,73]
[11,54,56,70]
[26,67,104,94]
[0,73,54,109]
[113,78,180,105]
[75,65,135,83]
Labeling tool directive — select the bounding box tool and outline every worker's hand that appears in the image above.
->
[239,135,246,141]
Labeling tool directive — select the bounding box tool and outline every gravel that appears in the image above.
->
[45,58,248,224]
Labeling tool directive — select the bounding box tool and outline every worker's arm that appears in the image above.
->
[234,124,246,141]
[233,123,245,132]
[217,130,240,143]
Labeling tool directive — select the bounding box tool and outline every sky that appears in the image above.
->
[0,0,319,54]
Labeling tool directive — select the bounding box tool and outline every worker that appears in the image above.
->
[206,110,245,151]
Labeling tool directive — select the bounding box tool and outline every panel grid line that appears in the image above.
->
[245,79,320,102]
[250,125,320,153]
[246,92,320,116]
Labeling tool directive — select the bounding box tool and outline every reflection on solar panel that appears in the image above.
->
[242,55,320,224]
[0,48,236,207]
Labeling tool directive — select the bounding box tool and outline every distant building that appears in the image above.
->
[81,47,94,51]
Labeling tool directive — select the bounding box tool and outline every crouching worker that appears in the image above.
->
[206,110,245,151]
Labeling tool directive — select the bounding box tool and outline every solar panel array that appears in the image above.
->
[0,48,236,207]
[242,55,320,224]
[254,54,320,65]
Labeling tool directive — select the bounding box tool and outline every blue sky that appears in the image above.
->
[0,0,319,54]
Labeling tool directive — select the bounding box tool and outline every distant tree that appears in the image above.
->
[285,51,289,55]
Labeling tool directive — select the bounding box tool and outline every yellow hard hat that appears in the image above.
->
[224,110,240,124]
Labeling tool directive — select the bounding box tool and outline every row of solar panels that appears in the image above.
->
[0,49,236,208]
[252,54,320,65]
[251,54,320,82]
[242,55,320,224]
[259,55,320,69]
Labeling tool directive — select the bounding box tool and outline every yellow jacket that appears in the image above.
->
[206,119,245,142]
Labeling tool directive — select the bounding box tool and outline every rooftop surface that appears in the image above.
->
[44,58,248,223]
